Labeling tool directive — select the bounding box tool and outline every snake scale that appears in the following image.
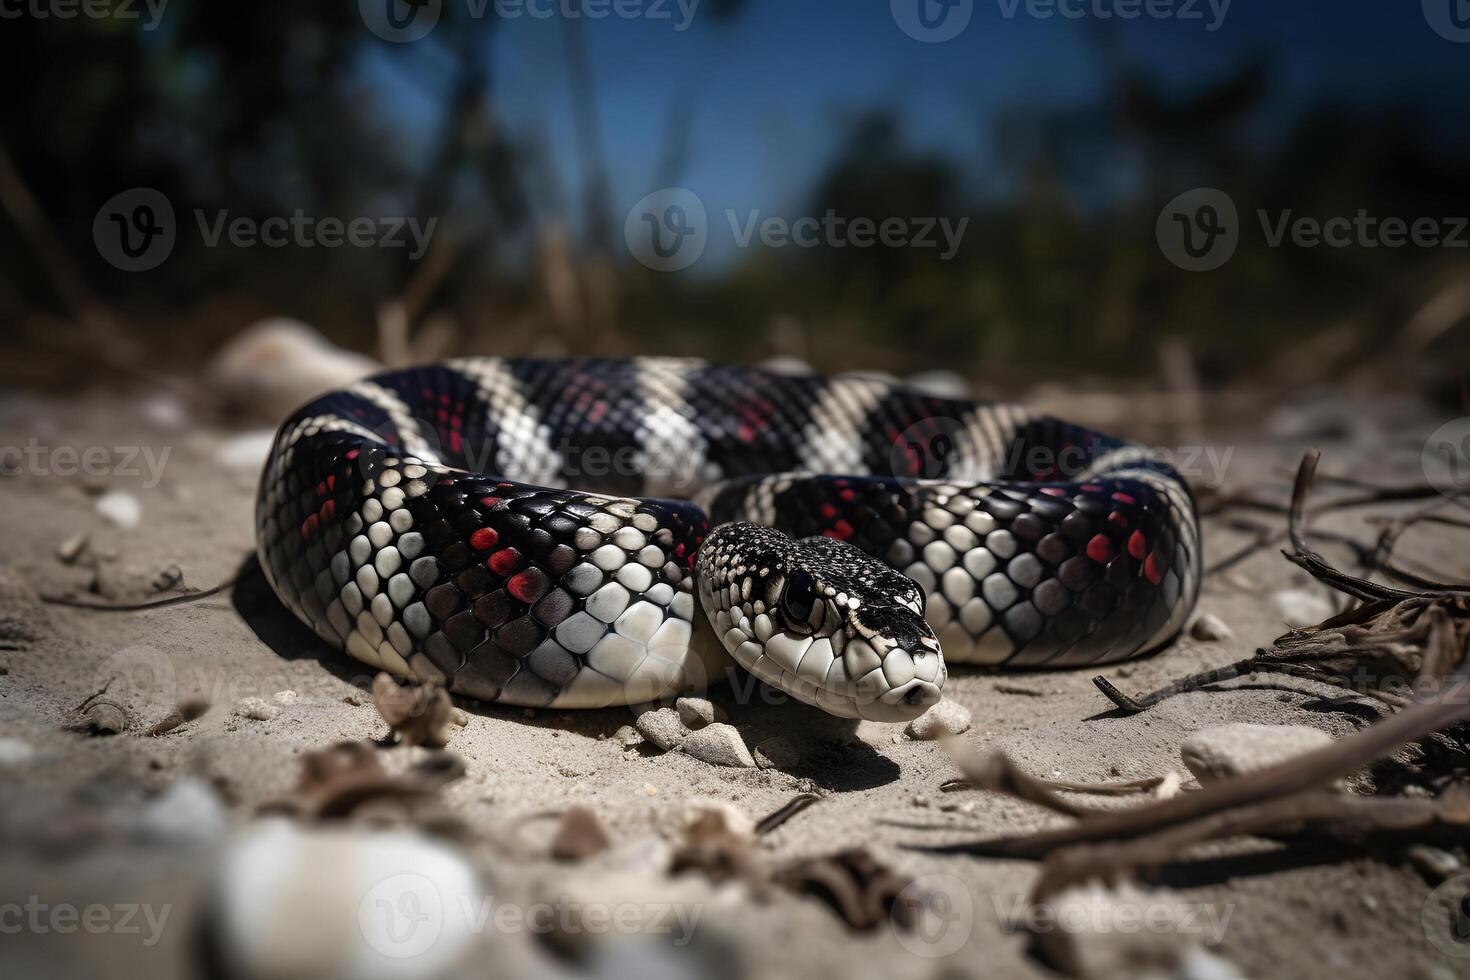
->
[256,358,1201,723]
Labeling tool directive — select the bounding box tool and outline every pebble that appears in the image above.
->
[905,370,971,399]
[1406,845,1463,882]
[1273,589,1334,628]
[95,490,141,529]
[234,697,280,722]
[633,706,686,752]
[216,431,278,472]
[208,318,382,422]
[612,724,644,748]
[680,723,756,768]
[1181,723,1333,785]
[550,806,611,861]
[56,532,89,564]
[137,778,228,845]
[905,699,973,740]
[272,690,298,706]
[681,798,755,845]
[1032,882,1243,979]
[0,737,37,765]
[207,820,483,980]
[1189,612,1234,642]
[753,735,802,770]
[675,696,724,729]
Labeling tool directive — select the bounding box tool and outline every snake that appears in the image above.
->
[256,358,1200,723]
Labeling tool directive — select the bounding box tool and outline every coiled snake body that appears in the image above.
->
[257,358,1200,722]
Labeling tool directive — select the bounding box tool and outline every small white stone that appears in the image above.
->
[95,490,142,529]
[675,696,725,729]
[272,690,298,705]
[1181,723,1334,785]
[234,697,279,721]
[0,737,37,765]
[1189,613,1233,642]
[905,698,972,740]
[680,723,756,768]
[1273,589,1333,628]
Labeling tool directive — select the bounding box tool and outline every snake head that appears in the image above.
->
[695,523,946,722]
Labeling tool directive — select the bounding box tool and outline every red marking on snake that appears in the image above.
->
[1081,484,1102,493]
[488,548,521,575]
[480,496,502,509]
[1086,534,1114,563]
[819,503,838,520]
[839,488,858,502]
[1128,530,1147,560]
[1107,510,1128,530]
[824,520,855,541]
[507,571,542,603]
[300,514,319,539]
[319,500,336,522]
[470,527,498,551]
[1144,553,1164,585]
[450,430,462,454]
[1111,491,1137,505]
[346,449,360,460]
[1040,487,1068,498]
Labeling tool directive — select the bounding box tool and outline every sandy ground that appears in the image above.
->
[0,388,1466,980]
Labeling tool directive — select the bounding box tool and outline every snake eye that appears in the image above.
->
[780,570,820,630]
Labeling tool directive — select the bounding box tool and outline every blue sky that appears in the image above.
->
[364,0,1470,261]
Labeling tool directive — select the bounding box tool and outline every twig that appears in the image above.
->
[757,793,822,835]
[39,578,236,611]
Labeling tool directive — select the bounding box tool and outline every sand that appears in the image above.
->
[0,389,1464,979]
